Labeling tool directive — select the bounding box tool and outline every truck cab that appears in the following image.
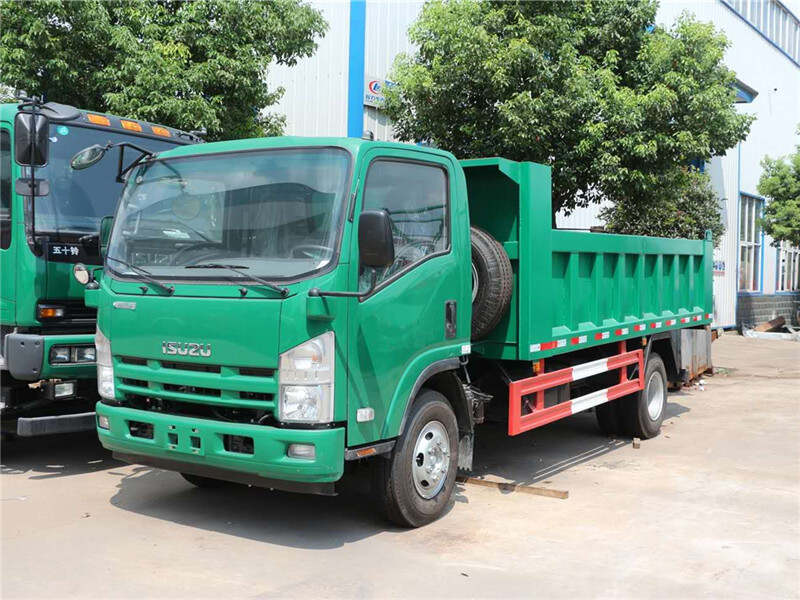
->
[0,100,198,437]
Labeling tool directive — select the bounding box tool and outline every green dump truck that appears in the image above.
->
[74,136,713,526]
[0,97,198,437]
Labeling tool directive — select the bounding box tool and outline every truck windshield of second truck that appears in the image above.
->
[30,124,178,235]
[106,147,351,282]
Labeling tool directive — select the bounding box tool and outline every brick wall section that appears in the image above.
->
[736,292,800,328]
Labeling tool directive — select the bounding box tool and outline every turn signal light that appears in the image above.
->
[87,114,110,126]
[37,305,65,319]
[151,125,170,137]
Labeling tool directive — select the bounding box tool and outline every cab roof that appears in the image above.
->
[0,102,200,146]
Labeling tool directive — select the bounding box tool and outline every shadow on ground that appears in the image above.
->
[471,399,690,487]
[0,431,119,478]
[2,396,690,548]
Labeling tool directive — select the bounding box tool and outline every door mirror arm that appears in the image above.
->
[309,269,377,299]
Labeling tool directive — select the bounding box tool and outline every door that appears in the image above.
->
[346,148,465,446]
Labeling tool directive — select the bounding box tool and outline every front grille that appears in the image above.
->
[163,383,221,397]
[124,393,273,425]
[115,356,277,420]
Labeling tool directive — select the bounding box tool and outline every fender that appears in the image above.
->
[379,346,464,440]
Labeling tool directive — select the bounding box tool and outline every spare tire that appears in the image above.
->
[470,226,512,340]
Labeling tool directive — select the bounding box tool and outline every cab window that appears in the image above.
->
[360,159,448,289]
[1,130,11,249]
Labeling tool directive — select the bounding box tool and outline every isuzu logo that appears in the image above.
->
[161,341,212,357]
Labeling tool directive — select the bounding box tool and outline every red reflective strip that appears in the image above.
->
[615,327,629,336]
[666,319,676,326]
[540,341,558,351]
[634,324,646,331]
[681,317,689,323]
[594,332,609,340]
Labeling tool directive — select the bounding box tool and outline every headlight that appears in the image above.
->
[95,328,115,400]
[278,331,334,423]
[50,346,72,364]
[49,345,97,364]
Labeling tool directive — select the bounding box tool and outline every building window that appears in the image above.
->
[723,0,800,65]
[777,242,800,291]
[738,194,764,291]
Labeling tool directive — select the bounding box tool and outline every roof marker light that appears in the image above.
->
[121,120,142,132]
[87,114,110,126]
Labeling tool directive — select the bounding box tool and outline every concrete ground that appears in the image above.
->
[2,334,798,599]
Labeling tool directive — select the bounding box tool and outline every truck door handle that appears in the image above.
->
[445,300,457,339]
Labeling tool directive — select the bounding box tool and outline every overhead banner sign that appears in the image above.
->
[364,76,396,108]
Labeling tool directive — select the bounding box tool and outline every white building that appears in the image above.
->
[270,0,800,328]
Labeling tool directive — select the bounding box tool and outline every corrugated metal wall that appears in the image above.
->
[363,0,425,141]
[268,2,350,137]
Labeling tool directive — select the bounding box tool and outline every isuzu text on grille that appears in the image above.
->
[161,342,212,357]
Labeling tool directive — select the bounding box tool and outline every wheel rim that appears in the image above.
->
[412,420,450,499]
[646,370,665,420]
[471,262,479,303]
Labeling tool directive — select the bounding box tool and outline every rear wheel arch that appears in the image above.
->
[648,334,680,384]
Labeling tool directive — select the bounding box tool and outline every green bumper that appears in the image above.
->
[96,403,345,484]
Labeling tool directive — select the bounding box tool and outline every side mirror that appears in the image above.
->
[14,111,49,167]
[358,210,395,268]
[70,144,108,170]
[73,263,91,285]
[99,215,114,257]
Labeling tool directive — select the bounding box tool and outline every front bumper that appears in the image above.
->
[4,332,96,380]
[96,403,345,485]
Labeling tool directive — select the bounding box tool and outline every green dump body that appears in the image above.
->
[462,158,713,361]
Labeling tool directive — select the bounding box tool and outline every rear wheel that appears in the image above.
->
[618,353,667,439]
[374,389,459,527]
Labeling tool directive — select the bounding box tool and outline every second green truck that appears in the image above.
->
[74,135,713,526]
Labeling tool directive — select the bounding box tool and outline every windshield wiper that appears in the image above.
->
[185,263,289,297]
[106,255,174,295]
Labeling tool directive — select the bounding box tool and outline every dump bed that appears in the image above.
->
[461,158,713,361]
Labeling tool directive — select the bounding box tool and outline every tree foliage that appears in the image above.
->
[383,0,752,237]
[757,132,800,246]
[600,168,724,243]
[0,0,326,140]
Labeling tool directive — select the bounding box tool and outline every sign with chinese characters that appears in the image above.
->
[364,76,396,108]
[45,241,95,264]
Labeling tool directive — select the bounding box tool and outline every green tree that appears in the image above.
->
[758,133,800,246]
[600,168,725,243]
[383,0,752,236]
[0,0,326,140]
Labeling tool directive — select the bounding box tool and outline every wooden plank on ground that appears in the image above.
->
[456,476,569,499]
[754,316,785,332]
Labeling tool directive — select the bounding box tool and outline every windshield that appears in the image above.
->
[106,147,351,282]
[30,124,179,233]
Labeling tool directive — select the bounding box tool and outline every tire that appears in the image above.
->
[618,353,668,439]
[374,389,459,527]
[180,472,231,488]
[470,226,512,340]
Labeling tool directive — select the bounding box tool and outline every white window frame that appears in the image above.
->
[738,194,764,292]
[777,242,800,292]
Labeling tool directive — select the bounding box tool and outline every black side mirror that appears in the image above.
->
[14,111,49,167]
[99,215,114,257]
[358,210,394,268]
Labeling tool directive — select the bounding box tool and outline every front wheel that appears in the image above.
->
[374,389,459,527]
